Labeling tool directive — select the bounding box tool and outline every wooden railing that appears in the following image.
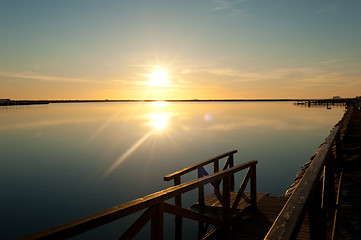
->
[265,110,352,240]
[164,150,257,239]
[265,101,355,240]
[164,150,238,213]
[265,125,343,240]
[21,153,257,240]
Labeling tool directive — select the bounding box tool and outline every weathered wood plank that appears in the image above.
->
[232,167,252,211]
[119,206,155,240]
[162,202,224,226]
[229,196,288,240]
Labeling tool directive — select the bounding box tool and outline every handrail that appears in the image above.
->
[164,150,237,206]
[264,126,341,240]
[21,160,257,240]
[164,150,237,181]
[163,150,252,240]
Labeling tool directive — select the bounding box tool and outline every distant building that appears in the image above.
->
[0,99,10,102]
[333,96,342,99]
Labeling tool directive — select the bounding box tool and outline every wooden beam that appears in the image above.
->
[162,203,224,226]
[231,167,252,211]
[164,150,237,181]
[119,206,155,240]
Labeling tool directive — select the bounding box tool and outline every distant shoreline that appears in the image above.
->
[0,98,351,106]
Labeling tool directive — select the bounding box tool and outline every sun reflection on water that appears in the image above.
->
[153,101,168,107]
[148,101,170,130]
[103,106,173,177]
[148,112,169,130]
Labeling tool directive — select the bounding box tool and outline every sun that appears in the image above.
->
[146,69,169,87]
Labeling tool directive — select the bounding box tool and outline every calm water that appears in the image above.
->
[1,102,344,239]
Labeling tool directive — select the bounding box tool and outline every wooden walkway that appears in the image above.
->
[334,105,361,239]
[191,192,311,239]
[227,195,310,240]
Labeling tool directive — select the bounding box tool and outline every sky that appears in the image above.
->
[1,0,361,100]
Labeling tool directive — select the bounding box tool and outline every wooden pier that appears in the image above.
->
[264,100,361,240]
[294,98,350,108]
[20,98,361,239]
[332,102,361,239]
[0,100,50,106]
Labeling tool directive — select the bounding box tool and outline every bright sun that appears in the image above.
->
[146,69,169,87]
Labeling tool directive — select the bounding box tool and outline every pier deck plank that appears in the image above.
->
[191,193,310,239]
[228,195,310,240]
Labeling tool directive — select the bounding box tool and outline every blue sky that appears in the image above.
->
[1,0,361,99]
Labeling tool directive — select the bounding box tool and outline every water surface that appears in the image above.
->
[0,102,344,239]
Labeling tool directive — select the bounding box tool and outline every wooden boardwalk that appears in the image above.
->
[189,191,311,239]
[333,105,361,239]
[190,192,311,239]
[227,195,310,240]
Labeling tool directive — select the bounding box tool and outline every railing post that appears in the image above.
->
[325,159,336,224]
[198,167,205,208]
[229,154,235,191]
[321,163,335,230]
[250,164,257,209]
[174,176,182,240]
[151,204,164,240]
[335,130,342,174]
[214,160,220,194]
[222,175,231,237]
[197,167,206,240]
[214,159,219,173]
[308,179,325,240]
